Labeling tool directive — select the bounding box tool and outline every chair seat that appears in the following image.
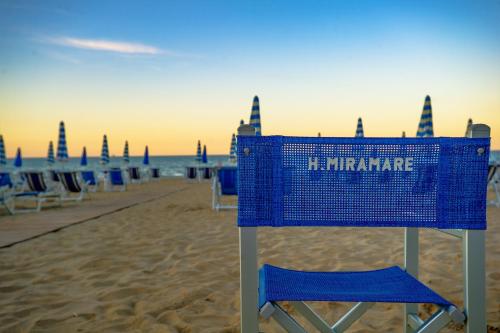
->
[258,264,452,308]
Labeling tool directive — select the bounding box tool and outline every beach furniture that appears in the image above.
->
[237,123,490,333]
[150,167,160,179]
[488,163,499,207]
[106,168,126,191]
[212,166,237,211]
[57,171,89,201]
[81,170,99,192]
[19,171,62,211]
[185,166,198,181]
[127,166,142,183]
[0,172,43,214]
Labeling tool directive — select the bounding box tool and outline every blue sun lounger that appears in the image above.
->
[237,124,490,333]
[212,166,237,211]
[81,170,98,192]
[57,171,89,201]
[128,166,142,183]
[107,168,127,191]
[487,163,499,207]
[20,171,62,212]
[150,167,160,179]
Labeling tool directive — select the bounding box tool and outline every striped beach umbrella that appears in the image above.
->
[0,135,6,166]
[143,145,150,165]
[100,135,110,165]
[47,141,55,164]
[249,96,262,136]
[355,118,364,137]
[56,121,69,162]
[416,95,434,137]
[80,147,88,166]
[195,140,202,163]
[229,134,237,163]
[14,148,22,168]
[202,145,208,164]
[465,118,473,137]
[123,141,130,163]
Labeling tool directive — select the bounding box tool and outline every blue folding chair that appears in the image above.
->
[212,166,238,211]
[81,170,98,192]
[487,163,499,207]
[128,166,142,183]
[19,171,62,212]
[57,171,89,201]
[185,166,198,181]
[150,167,161,179]
[237,124,490,333]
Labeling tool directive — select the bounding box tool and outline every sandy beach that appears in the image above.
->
[0,178,499,332]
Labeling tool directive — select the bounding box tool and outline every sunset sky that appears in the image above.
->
[1,0,499,157]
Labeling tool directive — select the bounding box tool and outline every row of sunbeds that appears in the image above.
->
[0,166,161,214]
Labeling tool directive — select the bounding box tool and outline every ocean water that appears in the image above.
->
[3,156,230,177]
[4,151,500,177]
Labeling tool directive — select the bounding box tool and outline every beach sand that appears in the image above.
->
[0,178,499,332]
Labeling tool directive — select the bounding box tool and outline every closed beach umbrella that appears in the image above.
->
[229,134,237,162]
[47,141,55,164]
[195,140,202,163]
[143,145,149,165]
[100,135,110,165]
[355,118,364,137]
[80,147,88,166]
[0,135,6,166]
[56,121,69,162]
[416,95,434,137]
[123,141,130,163]
[14,148,22,168]
[202,145,208,164]
[465,118,473,137]
[249,96,262,136]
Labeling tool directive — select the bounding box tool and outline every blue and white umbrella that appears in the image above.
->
[123,141,130,163]
[229,134,237,162]
[80,147,88,166]
[202,145,208,164]
[47,141,55,164]
[465,118,473,137]
[416,95,434,137]
[195,140,202,163]
[0,135,6,166]
[14,148,22,168]
[100,135,110,165]
[143,145,150,165]
[355,118,364,137]
[56,121,69,162]
[249,96,262,136]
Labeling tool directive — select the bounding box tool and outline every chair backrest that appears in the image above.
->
[109,168,125,185]
[186,166,197,179]
[22,172,49,192]
[58,171,82,193]
[237,136,490,230]
[218,167,238,195]
[151,167,160,178]
[202,167,212,179]
[128,166,140,180]
[49,169,60,182]
[81,170,97,185]
[0,172,13,188]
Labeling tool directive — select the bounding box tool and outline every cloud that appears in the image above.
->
[45,36,166,55]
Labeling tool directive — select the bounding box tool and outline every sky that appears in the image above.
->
[0,0,499,157]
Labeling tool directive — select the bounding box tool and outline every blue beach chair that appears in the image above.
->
[107,168,127,191]
[212,166,237,211]
[128,166,142,183]
[237,124,490,333]
[487,163,499,207]
[20,171,62,211]
[81,170,98,192]
[150,167,161,179]
[185,166,198,181]
[57,171,89,201]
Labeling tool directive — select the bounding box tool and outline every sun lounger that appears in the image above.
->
[150,167,160,179]
[57,171,88,201]
[19,171,62,211]
[487,163,499,207]
[212,166,237,211]
[237,124,490,333]
[80,170,99,192]
[128,166,142,183]
[107,168,126,191]
[185,166,198,181]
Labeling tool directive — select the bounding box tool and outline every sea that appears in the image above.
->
[3,156,230,177]
[4,151,500,177]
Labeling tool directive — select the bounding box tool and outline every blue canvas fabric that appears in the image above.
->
[237,136,490,229]
[109,169,124,185]
[258,264,452,308]
[81,171,96,186]
[218,167,238,195]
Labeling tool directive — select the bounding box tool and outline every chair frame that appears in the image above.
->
[211,166,237,211]
[17,171,62,212]
[238,124,489,333]
[57,171,89,202]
